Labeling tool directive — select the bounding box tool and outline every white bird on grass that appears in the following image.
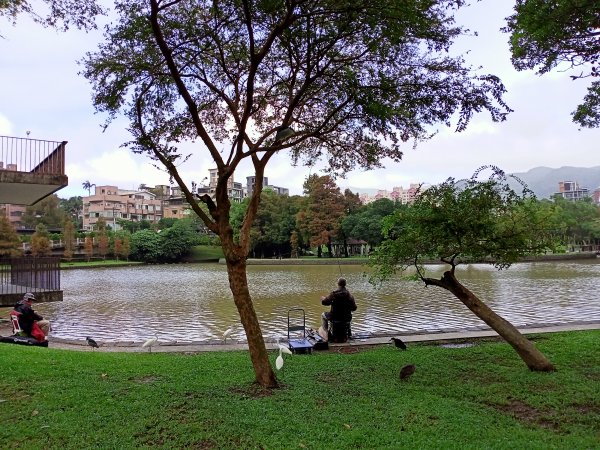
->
[275,339,292,372]
[276,349,284,371]
[142,334,158,353]
[278,343,293,355]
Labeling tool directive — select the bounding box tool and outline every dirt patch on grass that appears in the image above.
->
[330,344,375,354]
[130,375,161,384]
[580,369,600,381]
[491,399,560,431]
[457,371,507,386]
[421,338,492,347]
[229,382,276,399]
[423,335,551,348]
[568,402,600,416]
[188,439,218,449]
[491,398,600,432]
[333,346,361,354]
[523,334,551,342]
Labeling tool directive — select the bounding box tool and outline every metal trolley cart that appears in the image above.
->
[287,308,313,354]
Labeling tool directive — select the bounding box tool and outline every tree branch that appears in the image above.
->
[133,92,218,234]
[148,0,224,168]
[422,276,447,289]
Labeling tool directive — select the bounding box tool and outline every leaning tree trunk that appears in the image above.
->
[427,270,554,372]
[225,255,279,388]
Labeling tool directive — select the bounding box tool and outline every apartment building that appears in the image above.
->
[162,196,192,220]
[202,168,244,202]
[147,185,191,220]
[555,181,590,201]
[83,185,163,231]
[246,176,289,197]
[359,183,423,204]
[82,169,290,231]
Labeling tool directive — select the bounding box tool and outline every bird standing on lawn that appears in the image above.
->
[275,343,292,372]
[278,341,293,356]
[86,336,99,351]
[391,337,407,350]
[275,348,284,371]
[400,364,416,380]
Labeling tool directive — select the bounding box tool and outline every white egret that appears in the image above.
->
[275,348,284,371]
[278,343,293,355]
[222,327,234,343]
[142,334,159,353]
[275,339,293,372]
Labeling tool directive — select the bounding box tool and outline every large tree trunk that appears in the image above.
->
[427,270,554,372]
[225,255,279,388]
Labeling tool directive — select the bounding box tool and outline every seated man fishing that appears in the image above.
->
[12,293,50,342]
[320,278,357,343]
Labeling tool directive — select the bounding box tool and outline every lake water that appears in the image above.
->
[33,260,600,343]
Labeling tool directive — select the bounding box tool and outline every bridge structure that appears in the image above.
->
[1,135,68,306]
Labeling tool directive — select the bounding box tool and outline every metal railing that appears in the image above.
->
[21,238,97,252]
[0,135,66,175]
[0,257,61,293]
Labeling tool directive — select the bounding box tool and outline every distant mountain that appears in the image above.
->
[508,166,600,199]
[346,166,600,201]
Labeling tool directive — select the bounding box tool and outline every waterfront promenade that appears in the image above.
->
[2,316,599,353]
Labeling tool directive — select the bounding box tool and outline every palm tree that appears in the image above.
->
[82,180,96,196]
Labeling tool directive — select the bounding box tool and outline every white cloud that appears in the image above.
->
[62,149,170,197]
[0,113,13,135]
[3,0,599,200]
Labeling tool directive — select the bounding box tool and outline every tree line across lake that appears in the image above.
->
[1,174,599,263]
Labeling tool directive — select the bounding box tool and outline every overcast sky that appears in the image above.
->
[1,1,596,198]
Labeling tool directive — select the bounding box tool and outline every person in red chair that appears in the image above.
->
[12,293,50,342]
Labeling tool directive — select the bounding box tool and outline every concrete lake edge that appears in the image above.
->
[2,316,599,353]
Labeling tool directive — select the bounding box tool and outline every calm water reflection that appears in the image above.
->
[34,260,600,343]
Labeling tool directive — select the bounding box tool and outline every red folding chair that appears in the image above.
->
[9,312,25,336]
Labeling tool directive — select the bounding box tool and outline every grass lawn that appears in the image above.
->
[1,331,598,449]
[60,260,144,269]
[183,245,224,262]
